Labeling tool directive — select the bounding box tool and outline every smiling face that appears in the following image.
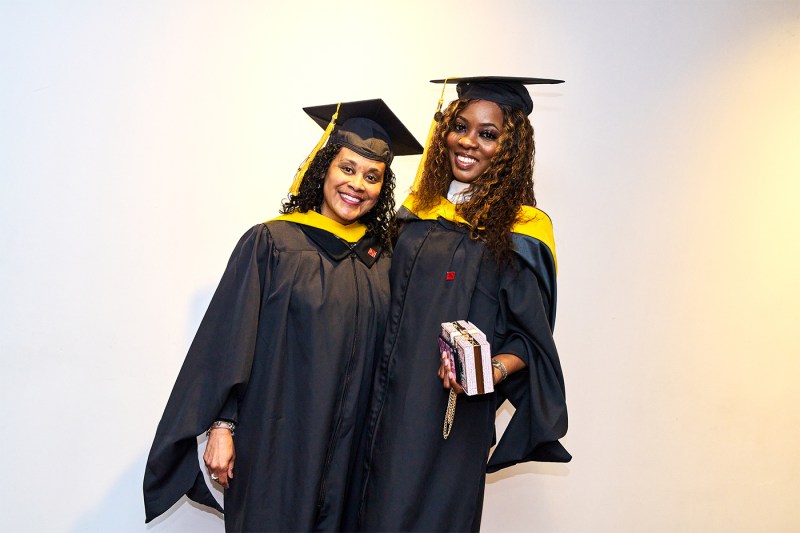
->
[445,99,505,184]
[320,146,386,225]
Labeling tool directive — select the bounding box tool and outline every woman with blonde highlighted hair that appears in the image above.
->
[355,77,571,532]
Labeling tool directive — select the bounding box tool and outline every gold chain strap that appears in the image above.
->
[443,388,458,439]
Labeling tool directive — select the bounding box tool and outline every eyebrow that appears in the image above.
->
[455,114,500,130]
[340,158,385,176]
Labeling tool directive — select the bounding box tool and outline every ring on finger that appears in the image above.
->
[210,473,219,481]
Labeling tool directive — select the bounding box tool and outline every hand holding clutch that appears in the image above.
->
[438,350,465,395]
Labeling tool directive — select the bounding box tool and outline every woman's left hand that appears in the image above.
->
[438,351,464,395]
[203,428,235,489]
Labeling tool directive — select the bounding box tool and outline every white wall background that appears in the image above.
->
[2,1,799,531]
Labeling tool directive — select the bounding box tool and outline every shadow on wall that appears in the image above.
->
[71,447,224,532]
[72,280,224,531]
[189,285,218,344]
[71,285,225,531]
[487,461,571,484]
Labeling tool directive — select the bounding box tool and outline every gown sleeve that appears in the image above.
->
[487,234,571,471]
[143,224,272,522]
[215,391,240,423]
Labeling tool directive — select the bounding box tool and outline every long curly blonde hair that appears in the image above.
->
[412,98,536,263]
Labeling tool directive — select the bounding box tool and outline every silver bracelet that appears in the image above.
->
[207,420,236,437]
[491,359,508,382]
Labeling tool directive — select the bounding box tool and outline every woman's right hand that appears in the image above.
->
[438,351,464,395]
[203,428,235,489]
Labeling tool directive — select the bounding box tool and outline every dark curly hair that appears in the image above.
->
[281,143,397,248]
[412,98,536,264]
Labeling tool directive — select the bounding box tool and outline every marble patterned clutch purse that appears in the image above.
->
[438,320,493,396]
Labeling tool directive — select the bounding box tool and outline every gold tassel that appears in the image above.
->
[289,102,342,195]
[411,79,449,193]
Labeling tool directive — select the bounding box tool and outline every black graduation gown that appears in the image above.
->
[356,196,570,532]
[143,212,390,532]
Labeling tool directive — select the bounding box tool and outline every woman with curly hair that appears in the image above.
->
[143,99,422,532]
[355,78,571,531]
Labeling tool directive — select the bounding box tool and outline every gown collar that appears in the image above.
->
[271,210,367,242]
[399,193,557,270]
[269,211,382,266]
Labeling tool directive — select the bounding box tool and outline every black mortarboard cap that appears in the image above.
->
[303,99,423,164]
[430,76,564,115]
